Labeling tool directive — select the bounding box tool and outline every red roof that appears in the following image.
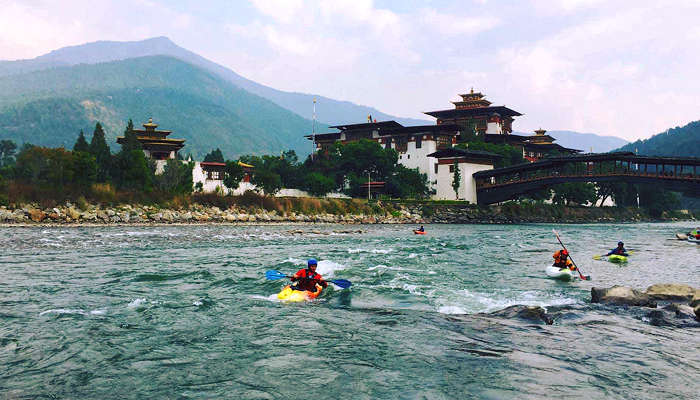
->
[200,162,226,167]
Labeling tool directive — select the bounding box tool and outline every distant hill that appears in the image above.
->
[0,37,429,127]
[514,130,628,153]
[614,120,700,158]
[0,56,321,158]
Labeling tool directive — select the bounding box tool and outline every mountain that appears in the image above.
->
[514,130,628,153]
[0,37,429,127]
[614,120,700,158]
[0,55,321,158]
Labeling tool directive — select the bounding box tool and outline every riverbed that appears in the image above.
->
[1,223,698,399]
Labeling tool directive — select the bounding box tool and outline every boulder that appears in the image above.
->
[645,284,698,302]
[28,209,46,222]
[690,291,700,308]
[67,207,81,220]
[591,286,657,307]
[646,304,700,327]
[490,305,553,325]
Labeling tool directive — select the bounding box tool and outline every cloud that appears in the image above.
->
[420,9,501,36]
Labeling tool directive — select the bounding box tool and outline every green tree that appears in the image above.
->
[251,168,282,196]
[15,146,75,190]
[113,120,152,191]
[552,182,597,206]
[155,159,194,195]
[223,161,246,192]
[72,151,97,189]
[89,122,112,182]
[304,172,336,197]
[0,139,17,167]
[451,160,461,199]
[73,130,90,153]
[203,148,225,163]
[386,165,433,199]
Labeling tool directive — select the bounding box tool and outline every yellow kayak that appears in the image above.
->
[276,285,323,302]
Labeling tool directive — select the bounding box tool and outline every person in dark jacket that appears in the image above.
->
[605,242,629,257]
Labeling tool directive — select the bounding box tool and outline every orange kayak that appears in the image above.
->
[413,230,426,235]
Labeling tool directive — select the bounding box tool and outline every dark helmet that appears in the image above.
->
[307,258,318,267]
[618,241,624,246]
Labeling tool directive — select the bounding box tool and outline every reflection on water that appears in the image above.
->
[0,223,698,398]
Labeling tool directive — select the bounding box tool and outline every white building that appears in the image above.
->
[426,148,499,202]
[307,121,500,201]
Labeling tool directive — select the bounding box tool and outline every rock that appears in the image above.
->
[692,292,700,308]
[591,286,657,307]
[67,207,81,220]
[490,305,553,325]
[695,304,700,320]
[645,284,698,302]
[646,304,700,327]
[28,209,46,222]
[48,212,60,220]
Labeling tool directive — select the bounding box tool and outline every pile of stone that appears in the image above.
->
[591,283,700,327]
[0,203,425,225]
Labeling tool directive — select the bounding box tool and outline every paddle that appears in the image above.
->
[265,269,352,289]
[552,229,590,280]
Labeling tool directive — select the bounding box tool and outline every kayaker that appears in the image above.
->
[417,225,425,232]
[688,228,700,239]
[605,241,629,257]
[553,249,576,271]
[290,259,327,292]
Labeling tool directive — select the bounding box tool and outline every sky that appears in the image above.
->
[1,0,699,141]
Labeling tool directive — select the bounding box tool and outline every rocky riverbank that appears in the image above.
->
[0,201,693,225]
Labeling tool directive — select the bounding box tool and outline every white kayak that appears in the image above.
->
[545,265,576,281]
[688,236,700,244]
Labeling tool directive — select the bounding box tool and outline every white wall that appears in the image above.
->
[433,160,493,203]
[191,161,256,195]
[486,122,502,134]
[394,136,440,192]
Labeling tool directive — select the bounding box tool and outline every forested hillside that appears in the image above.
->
[616,120,700,157]
[0,56,321,158]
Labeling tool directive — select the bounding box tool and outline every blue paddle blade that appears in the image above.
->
[265,270,286,280]
[330,279,352,289]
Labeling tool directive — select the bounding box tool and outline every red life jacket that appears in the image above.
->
[293,268,324,291]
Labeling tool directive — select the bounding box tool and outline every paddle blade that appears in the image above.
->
[330,279,352,289]
[592,255,601,260]
[265,270,287,280]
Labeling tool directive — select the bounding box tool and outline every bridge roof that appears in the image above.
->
[473,152,700,178]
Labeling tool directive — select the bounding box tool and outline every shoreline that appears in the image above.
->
[0,201,695,227]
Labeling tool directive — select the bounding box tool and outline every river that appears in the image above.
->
[1,222,698,399]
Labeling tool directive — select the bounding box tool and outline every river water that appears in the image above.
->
[1,222,698,399]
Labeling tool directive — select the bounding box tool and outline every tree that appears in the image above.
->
[15,146,75,189]
[73,130,90,153]
[451,160,461,199]
[155,159,194,195]
[304,172,336,197]
[113,120,152,191]
[385,165,433,199]
[89,122,112,182]
[72,151,97,189]
[0,140,17,167]
[251,168,282,196]
[203,148,225,163]
[223,161,245,192]
[552,182,597,206]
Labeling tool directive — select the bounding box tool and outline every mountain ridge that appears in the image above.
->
[0,36,429,127]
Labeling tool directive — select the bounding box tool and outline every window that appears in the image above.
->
[434,163,439,174]
[207,170,221,180]
[415,136,422,149]
[449,164,455,173]
[395,136,408,153]
[385,139,391,150]
[407,154,410,159]
[436,135,451,149]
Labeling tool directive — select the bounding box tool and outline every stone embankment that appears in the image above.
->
[0,203,423,225]
[591,283,700,326]
[0,201,691,225]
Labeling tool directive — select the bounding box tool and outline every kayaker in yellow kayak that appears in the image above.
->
[290,259,328,292]
[605,242,629,257]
